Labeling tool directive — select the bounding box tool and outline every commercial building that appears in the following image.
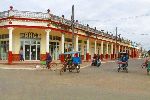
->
[0,6,139,64]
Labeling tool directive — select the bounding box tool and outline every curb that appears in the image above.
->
[0,60,116,70]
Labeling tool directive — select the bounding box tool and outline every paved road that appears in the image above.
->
[0,59,150,100]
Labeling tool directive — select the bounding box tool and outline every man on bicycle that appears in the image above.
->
[120,53,128,68]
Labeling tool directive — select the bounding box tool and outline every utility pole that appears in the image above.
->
[115,27,118,58]
[71,5,75,51]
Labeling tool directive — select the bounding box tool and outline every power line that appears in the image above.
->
[80,12,150,24]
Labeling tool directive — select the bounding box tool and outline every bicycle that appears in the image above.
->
[36,60,57,71]
[60,62,68,75]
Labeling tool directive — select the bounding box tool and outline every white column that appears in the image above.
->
[45,29,51,53]
[61,33,65,53]
[101,41,103,54]
[75,35,79,51]
[8,27,14,51]
[94,40,97,54]
[106,42,109,54]
[111,43,113,54]
[87,38,89,53]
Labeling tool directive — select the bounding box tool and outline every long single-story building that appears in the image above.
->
[0,6,140,64]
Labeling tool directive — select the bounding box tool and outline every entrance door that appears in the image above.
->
[25,45,30,60]
[31,45,36,60]
[37,45,40,60]
[22,40,40,61]
[49,42,59,60]
[24,44,40,60]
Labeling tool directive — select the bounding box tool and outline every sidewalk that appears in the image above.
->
[0,60,116,70]
[0,61,91,70]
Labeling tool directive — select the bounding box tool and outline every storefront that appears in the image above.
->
[0,34,9,60]
[20,32,41,60]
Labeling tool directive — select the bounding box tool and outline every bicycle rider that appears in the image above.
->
[121,53,128,68]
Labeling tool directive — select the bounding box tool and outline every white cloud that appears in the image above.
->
[0,0,150,50]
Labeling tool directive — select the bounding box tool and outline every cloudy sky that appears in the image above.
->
[0,0,150,50]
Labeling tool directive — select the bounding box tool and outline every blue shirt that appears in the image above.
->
[121,56,128,62]
[72,57,81,64]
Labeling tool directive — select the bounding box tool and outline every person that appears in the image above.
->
[144,50,150,74]
[120,53,128,68]
[142,57,148,68]
[67,55,72,65]
[46,54,52,69]
[72,54,81,65]
[96,54,101,67]
[92,54,97,66]
[121,53,128,62]
[19,47,24,61]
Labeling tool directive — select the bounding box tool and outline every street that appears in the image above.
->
[0,58,150,100]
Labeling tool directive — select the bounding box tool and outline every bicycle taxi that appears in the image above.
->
[60,51,81,75]
[117,52,129,73]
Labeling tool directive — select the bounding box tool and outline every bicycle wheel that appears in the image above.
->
[60,64,67,75]
[60,67,64,75]
[117,67,120,72]
[76,65,80,73]
[147,69,149,75]
[125,68,128,73]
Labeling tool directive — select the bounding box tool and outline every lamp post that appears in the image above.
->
[115,27,118,59]
[71,5,75,52]
[115,27,121,58]
[118,34,121,52]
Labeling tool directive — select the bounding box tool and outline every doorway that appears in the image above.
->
[21,40,40,60]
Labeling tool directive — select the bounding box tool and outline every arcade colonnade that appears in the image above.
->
[0,27,139,64]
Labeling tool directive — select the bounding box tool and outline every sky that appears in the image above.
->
[0,0,150,50]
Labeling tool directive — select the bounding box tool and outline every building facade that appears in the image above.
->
[0,6,139,64]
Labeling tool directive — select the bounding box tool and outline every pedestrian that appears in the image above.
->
[145,50,150,74]
[46,54,52,69]
[19,47,24,61]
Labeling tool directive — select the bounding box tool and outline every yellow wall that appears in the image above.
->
[12,28,46,54]
[0,28,8,34]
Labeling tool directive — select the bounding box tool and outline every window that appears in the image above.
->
[37,41,40,44]
[2,35,4,39]
[84,41,87,44]
[65,38,72,42]
[5,34,9,38]
[0,34,9,39]
[50,35,52,40]
[53,36,56,40]
[78,40,82,43]
[56,36,61,41]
